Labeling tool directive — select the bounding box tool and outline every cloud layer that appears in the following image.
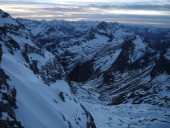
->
[1,0,170,25]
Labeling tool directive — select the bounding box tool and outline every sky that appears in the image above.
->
[0,0,170,25]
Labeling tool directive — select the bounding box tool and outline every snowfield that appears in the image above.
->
[1,53,91,128]
[129,36,148,63]
[82,102,170,128]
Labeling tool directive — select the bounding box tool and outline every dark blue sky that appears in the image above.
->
[0,0,170,25]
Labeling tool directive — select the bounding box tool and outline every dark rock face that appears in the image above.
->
[68,61,94,82]
[21,43,66,84]
[80,104,96,128]
[102,37,138,84]
[0,69,23,128]
[103,70,115,84]
[30,60,39,74]
[85,31,96,41]
[96,21,108,30]
[0,9,9,18]
[153,39,170,52]
[5,39,20,54]
[151,54,170,78]
[111,38,135,72]
[0,44,2,62]
[40,59,66,84]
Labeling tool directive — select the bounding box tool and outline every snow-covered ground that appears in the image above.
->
[0,11,18,27]
[165,48,170,61]
[72,73,170,128]
[94,49,121,72]
[1,52,92,128]
[82,101,170,128]
[129,36,148,63]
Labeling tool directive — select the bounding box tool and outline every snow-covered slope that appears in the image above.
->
[1,54,94,128]
[82,102,170,128]
[0,9,96,128]
[165,48,170,61]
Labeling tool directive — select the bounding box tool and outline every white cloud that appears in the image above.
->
[0,0,170,25]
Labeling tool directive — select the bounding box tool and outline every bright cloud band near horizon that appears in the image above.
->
[0,0,170,25]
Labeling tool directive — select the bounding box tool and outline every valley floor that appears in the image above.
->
[72,81,170,128]
[81,101,170,128]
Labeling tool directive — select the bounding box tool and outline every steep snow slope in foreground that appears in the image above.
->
[0,9,95,128]
[1,54,86,128]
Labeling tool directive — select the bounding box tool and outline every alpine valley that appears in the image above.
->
[0,9,170,128]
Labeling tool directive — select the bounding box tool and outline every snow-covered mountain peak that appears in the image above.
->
[129,35,149,63]
[95,21,110,33]
[0,10,36,49]
[0,9,18,27]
